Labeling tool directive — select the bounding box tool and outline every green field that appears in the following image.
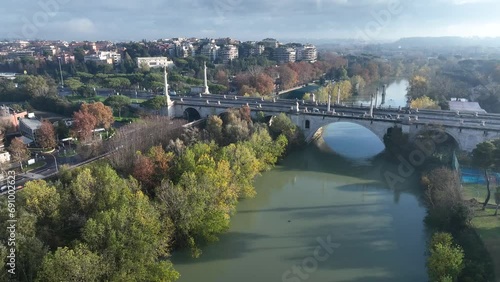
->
[23,161,47,172]
[463,184,500,280]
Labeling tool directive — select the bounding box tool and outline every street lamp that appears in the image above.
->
[49,153,58,173]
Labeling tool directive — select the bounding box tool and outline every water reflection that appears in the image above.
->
[319,122,386,163]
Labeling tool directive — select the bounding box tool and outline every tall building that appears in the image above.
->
[296,45,318,63]
[274,47,296,64]
[219,45,239,63]
[261,38,279,48]
[201,43,220,62]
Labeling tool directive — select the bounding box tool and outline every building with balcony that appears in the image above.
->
[200,43,220,61]
[296,45,318,63]
[274,47,296,64]
[84,51,121,65]
[219,45,239,63]
[261,38,279,49]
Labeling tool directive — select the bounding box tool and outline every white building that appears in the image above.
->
[274,47,296,64]
[84,51,122,65]
[0,151,10,164]
[296,45,318,63]
[219,45,239,63]
[136,57,175,69]
[201,43,220,62]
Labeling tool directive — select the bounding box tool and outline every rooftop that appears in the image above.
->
[449,101,487,113]
[20,118,42,130]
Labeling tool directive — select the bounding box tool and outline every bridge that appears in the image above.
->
[159,68,500,152]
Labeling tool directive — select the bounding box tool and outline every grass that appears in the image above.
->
[22,161,47,172]
[463,184,500,280]
[66,95,106,104]
[58,149,77,158]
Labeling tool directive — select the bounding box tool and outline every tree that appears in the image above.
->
[77,85,96,98]
[104,95,131,118]
[65,78,83,94]
[37,245,105,282]
[205,115,223,144]
[410,96,440,109]
[72,110,97,141]
[8,137,30,169]
[253,73,275,95]
[132,154,155,191]
[21,180,60,219]
[105,77,131,93]
[143,96,170,114]
[278,65,299,90]
[37,120,57,149]
[427,232,464,282]
[407,75,428,99]
[18,75,56,97]
[472,141,496,210]
[81,102,114,129]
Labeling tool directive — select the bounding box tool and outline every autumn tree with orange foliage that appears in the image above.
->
[38,120,57,149]
[80,102,114,129]
[72,111,97,141]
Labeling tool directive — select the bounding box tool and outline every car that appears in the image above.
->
[313,108,320,113]
[0,185,8,193]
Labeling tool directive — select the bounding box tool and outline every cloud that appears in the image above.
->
[1,0,499,41]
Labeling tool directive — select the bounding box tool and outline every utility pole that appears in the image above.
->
[58,57,64,88]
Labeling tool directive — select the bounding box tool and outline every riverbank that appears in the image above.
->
[463,184,500,281]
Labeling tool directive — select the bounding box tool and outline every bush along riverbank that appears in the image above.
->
[0,107,304,281]
[421,167,495,282]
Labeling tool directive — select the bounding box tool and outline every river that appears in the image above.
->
[172,84,429,281]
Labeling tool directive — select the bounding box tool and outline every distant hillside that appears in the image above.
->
[392,37,500,48]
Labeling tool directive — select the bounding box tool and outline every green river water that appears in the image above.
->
[172,120,429,282]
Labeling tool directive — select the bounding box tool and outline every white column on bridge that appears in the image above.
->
[328,95,331,112]
[203,61,210,94]
[337,86,341,105]
[296,102,300,112]
[163,67,171,104]
[369,93,374,118]
[374,87,379,108]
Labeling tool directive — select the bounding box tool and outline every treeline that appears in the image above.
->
[0,110,302,281]
[406,59,500,112]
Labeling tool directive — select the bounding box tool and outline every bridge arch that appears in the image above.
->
[303,116,395,145]
[183,107,202,122]
[411,126,460,150]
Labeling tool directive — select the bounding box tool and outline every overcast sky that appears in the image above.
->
[2,0,500,42]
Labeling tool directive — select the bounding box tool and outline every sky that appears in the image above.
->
[2,0,500,42]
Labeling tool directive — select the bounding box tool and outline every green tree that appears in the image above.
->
[472,141,496,210]
[427,232,464,282]
[407,75,428,99]
[104,95,131,118]
[410,96,440,109]
[77,85,96,98]
[37,245,105,282]
[143,96,170,114]
[65,78,83,94]
[105,77,131,93]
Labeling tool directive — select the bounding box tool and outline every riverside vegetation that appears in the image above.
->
[0,109,302,281]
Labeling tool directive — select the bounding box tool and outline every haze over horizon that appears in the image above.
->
[2,0,500,42]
